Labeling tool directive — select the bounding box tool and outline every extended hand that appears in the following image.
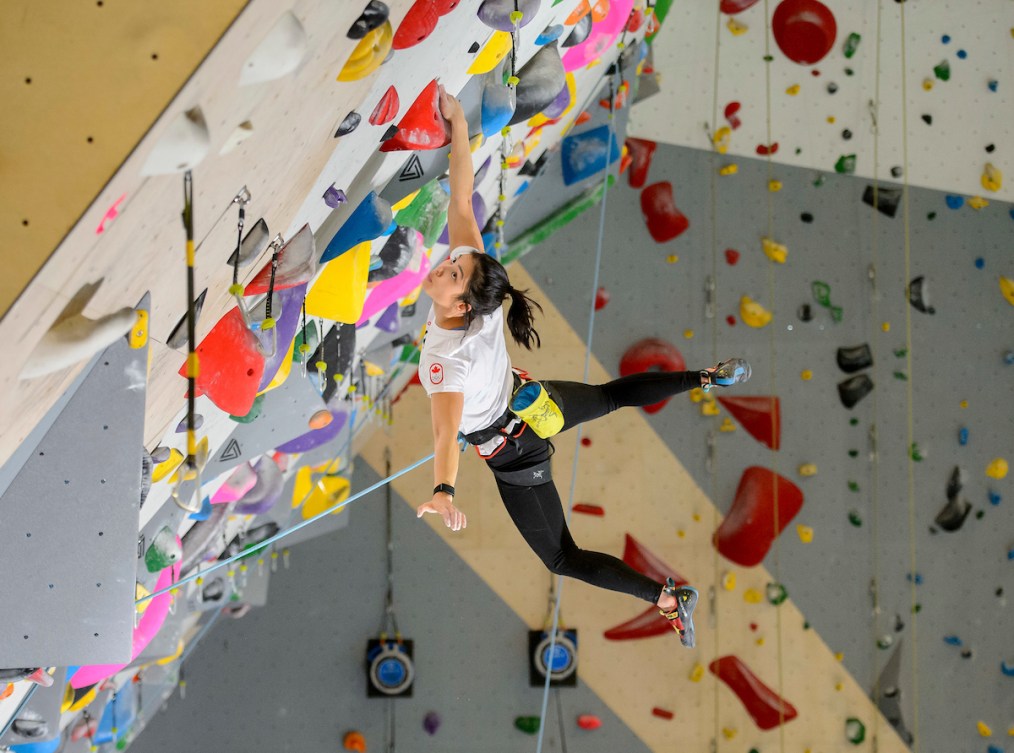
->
[437,83,465,125]
[417,493,467,531]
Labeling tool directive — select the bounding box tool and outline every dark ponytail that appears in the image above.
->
[460,252,542,350]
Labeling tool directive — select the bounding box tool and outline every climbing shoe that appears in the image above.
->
[660,578,699,648]
[702,358,752,391]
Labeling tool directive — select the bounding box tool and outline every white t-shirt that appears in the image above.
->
[419,304,514,435]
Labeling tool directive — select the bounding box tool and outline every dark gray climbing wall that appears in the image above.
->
[520,141,1013,753]
[125,462,651,753]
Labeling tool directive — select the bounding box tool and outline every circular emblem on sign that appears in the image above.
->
[429,363,444,384]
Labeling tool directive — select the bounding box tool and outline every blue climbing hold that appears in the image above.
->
[988,490,1001,506]
[561,124,622,186]
[481,60,517,137]
[536,24,564,45]
[974,257,984,269]
[957,49,967,59]
[190,496,212,521]
[988,80,998,92]
[941,34,950,44]
[906,572,923,585]
[945,195,964,209]
[943,635,962,646]
[1005,351,1014,365]
[958,426,969,445]
[514,180,530,197]
[320,192,393,263]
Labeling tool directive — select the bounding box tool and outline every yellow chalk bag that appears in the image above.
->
[510,381,564,439]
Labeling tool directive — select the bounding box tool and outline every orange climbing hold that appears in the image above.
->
[343,730,367,752]
[714,466,804,567]
[640,182,689,243]
[716,395,780,449]
[565,0,591,24]
[380,79,451,152]
[369,86,400,125]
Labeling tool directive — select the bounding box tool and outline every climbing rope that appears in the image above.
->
[534,64,620,753]
[760,4,787,752]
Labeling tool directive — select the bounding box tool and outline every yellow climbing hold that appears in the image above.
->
[999,276,1014,307]
[337,22,393,82]
[722,728,737,740]
[135,582,152,614]
[827,115,836,124]
[677,529,685,538]
[968,195,989,210]
[985,457,1009,480]
[714,126,732,153]
[768,179,783,192]
[835,651,844,662]
[762,237,788,263]
[923,78,934,91]
[667,254,680,263]
[701,400,720,416]
[755,637,765,646]
[468,30,512,74]
[152,448,184,483]
[293,466,350,519]
[798,463,818,477]
[305,241,370,323]
[723,572,736,591]
[689,387,704,403]
[740,295,773,328]
[796,524,814,543]
[690,663,705,682]
[683,329,694,339]
[129,309,148,349]
[391,190,419,212]
[469,134,484,152]
[719,163,739,176]
[981,163,1002,192]
[978,721,993,738]
[786,84,800,95]
[835,682,844,691]
[720,417,736,432]
[744,588,763,603]
[882,321,890,332]
[692,512,701,522]
[727,17,748,35]
[960,400,968,409]
[363,360,384,377]
[801,369,813,380]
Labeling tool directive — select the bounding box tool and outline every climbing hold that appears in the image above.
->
[922,77,934,91]
[834,154,856,174]
[725,248,741,265]
[767,179,782,192]
[969,196,989,210]
[727,18,748,35]
[719,163,739,176]
[922,113,933,125]
[480,61,517,137]
[945,194,964,209]
[766,582,788,605]
[619,339,685,413]
[977,721,992,738]
[515,716,541,734]
[348,1,389,39]
[846,718,866,744]
[379,79,450,152]
[536,24,564,45]
[721,0,762,12]
[1001,276,1014,307]
[337,21,392,81]
[725,101,742,129]
[796,524,813,542]
[625,137,657,188]
[714,467,803,566]
[848,509,862,527]
[933,59,950,81]
[511,43,566,125]
[837,343,872,373]
[862,185,901,217]
[723,572,736,590]
[907,276,935,314]
[786,84,800,95]
[757,142,779,155]
[357,248,430,325]
[306,243,370,323]
[981,163,1003,192]
[577,714,602,730]
[652,707,675,720]
[986,458,1009,480]
[838,374,873,409]
[841,128,852,140]
[20,303,139,380]
[709,656,799,730]
[324,185,348,209]
[478,0,540,31]
[740,295,772,328]
[561,124,621,186]
[718,396,781,449]
[369,86,400,125]
[843,31,860,57]
[641,182,690,242]
[572,503,605,516]
[762,237,787,263]
[595,287,610,310]
[370,226,420,283]
[798,463,817,477]
[987,79,998,92]
[772,0,837,65]
[958,426,969,445]
[321,193,394,263]
[713,125,732,153]
[393,0,440,49]
[396,180,450,247]
[342,730,367,751]
[468,31,512,74]
[423,711,441,735]
[563,13,593,48]
[246,224,317,294]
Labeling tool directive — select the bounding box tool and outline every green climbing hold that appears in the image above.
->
[230,393,265,423]
[848,449,859,458]
[913,603,921,613]
[763,54,774,62]
[766,582,788,606]
[515,716,541,734]
[396,180,450,247]
[398,344,421,364]
[803,620,810,630]
[846,717,866,744]
[848,509,862,527]
[848,480,860,492]
[292,322,319,363]
[909,443,924,462]
[927,211,937,220]
[145,526,180,573]
[843,32,861,58]
[835,154,857,174]
[893,371,908,381]
[849,418,859,426]
[933,59,950,81]
[813,175,825,187]
[877,635,893,649]
[893,347,908,357]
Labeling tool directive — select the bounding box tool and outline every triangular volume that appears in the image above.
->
[379,80,451,152]
[716,395,781,450]
[219,438,243,462]
[399,154,424,182]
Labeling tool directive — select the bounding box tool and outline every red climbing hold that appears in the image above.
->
[724,101,742,129]
[618,149,633,175]
[580,436,592,447]
[716,395,780,449]
[625,6,646,32]
[379,79,451,152]
[625,137,657,189]
[721,0,761,12]
[178,307,265,416]
[594,286,611,310]
[756,142,779,155]
[713,466,804,567]
[393,0,440,49]
[724,248,740,265]
[619,339,685,414]
[433,0,461,14]
[577,714,603,730]
[652,707,675,720]
[772,0,837,66]
[369,86,400,126]
[640,182,689,243]
[709,655,799,730]
[572,503,604,516]
[604,534,689,640]
[726,315,737,326]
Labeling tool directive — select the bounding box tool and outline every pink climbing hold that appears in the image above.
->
[640,182,689,243]
[392,0,440,49]
[619,338,685,414]
[95,193,126,234]
[178,307,265,416]
[725,248,740,265]
[709,655,799,730]
[716,395,780,449]
[772,0,837,65]
[594,286,611,310]
[724,101,742,129]
[625,137,657,189]
[604,534,688,640]
[562,0,635,73]
[713,466,804,567]
[380,79,451,152]
[369,86,400,126]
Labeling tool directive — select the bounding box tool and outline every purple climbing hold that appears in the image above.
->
[324,185,347,208]
[177,414,204,432]
[257,284,306,391]
[374,302,400,333]
[423,711,441,735]
[275,411,349,454]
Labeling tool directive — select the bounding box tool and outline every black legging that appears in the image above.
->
[483,370,700,604]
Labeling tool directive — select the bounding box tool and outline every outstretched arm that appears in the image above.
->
[416,390,468,531]
[439,84,484,251]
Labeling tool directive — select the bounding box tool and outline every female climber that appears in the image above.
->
[415,85,752,648]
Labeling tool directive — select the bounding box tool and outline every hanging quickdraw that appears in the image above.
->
[298,297,311,377]
[315,317,327,395]
[231,230,282,360]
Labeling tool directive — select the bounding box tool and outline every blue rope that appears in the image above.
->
[535,67,619,753]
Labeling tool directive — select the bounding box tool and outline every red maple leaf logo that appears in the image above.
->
[429,363,443,385]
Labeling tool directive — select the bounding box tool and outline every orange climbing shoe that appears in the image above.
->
[660,578,698,648]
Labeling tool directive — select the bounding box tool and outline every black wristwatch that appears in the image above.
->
[433,483,455,498]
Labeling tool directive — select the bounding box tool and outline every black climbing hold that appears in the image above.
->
[845,67,854,76]
[838,374,874,409]
[907,276,935,314]
[862,185,901,217]
[168,289,207,349]
[890,166,903,178]
[935,466,971,532]
[335,111,362,138]
[827,82,839,94]
[975,509,984,520]
[369,226,416,283]
[842,128,852,140]
[519,151,550,177]
[347,1,389,40]
[468,41,480,54]
[310,323,357,403]
[562,14,592,48]
[380,125,398,141]
[837,343,873,373]
[795,147,802,155]
[401,302,417,318]
[390,333,413,348]
[800,212,813,223]
[985,143,995,153]
[960,648,972,659]
[927,211,936,220]
[797,303,813,322]
[921,114,932,125]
